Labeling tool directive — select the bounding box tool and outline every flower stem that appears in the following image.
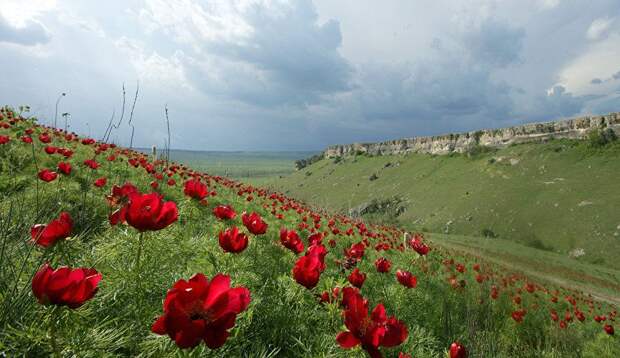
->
[49,307,61,358]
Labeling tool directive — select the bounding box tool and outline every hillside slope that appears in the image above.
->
[271,139,620,270]
[1,106,618,357]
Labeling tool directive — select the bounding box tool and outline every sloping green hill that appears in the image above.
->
[270,139,620,270]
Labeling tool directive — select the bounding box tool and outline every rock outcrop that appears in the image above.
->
[324,112,620,158]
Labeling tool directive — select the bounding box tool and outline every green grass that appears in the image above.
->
[269,140,620,270]
[0,109,618,357]
[137,149,314,185]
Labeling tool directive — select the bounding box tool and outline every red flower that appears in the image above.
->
[213,205,236,220]
[0,135,9,144]
[292,244,327,289]
[44,145,57,154]
[336,289,408,357]
[449,341,467,358]
[512,309,526,323]
[396,270,417,288]
[94,177,107,188]
[151,273,251,349]
[31,263,101,308]
[167,178,176,186]
[30,212,73,247]
[375,257,392,273]
[604,324,614,335]
[280,228,304,254]
[345,242,365,260]
[242,212,268,235]
[21,135,33,143]
[409,236,429,256]
[125,192,178,232]
[38,133,52,143]
[348,268,366,289]
[57,162,72,175]
[38,169,58,182]
[399,353,412,358]
[83,158,99,169]
[218,227,249,253]
[184,179,208,200]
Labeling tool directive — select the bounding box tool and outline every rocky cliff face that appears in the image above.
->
[324,112,620,157]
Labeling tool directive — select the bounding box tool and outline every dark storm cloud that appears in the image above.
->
[182,0,352,108]
[1,1,620,151]
[0,14,50,46]
[463,19,525,68]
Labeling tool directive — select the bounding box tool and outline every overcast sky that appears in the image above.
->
[1,0,619,151]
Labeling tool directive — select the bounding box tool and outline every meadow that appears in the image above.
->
[0,106,618,357]
[270,139,620,271]
[134,149,314,186]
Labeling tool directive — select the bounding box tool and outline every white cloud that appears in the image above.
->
[0,0,56,27]
[557,32,620,95]
[115,36,189,88]
[138,0,258,48]
[539,0,560,9]
[586,17,614,40]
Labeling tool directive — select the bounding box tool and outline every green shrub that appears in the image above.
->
[481,228,498,238]
[587,128,617,148]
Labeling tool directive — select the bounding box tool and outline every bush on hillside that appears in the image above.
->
[587,128,617,148]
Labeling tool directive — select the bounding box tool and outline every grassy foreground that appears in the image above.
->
[0,106,618,357]
[270,140,620,271]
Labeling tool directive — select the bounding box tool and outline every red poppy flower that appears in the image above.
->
[83,158,99,169]
[348,268,366,289]
[409,236,429,256]
[449,341,467,358]
[213,205,236,220]
[44,145,57,154]
[375,257,392,273]
[218,227,249,253]
[31,263,101,308]
[396,270,417,288]
[184,179,208,200]
[125,192,178,232]
[308,232,324,246]
[292,244,327,289]
[241,212,268,235]
[0,135,9,144]
[167,178,176,186]
[57,162,71,175]
[280,228,304,254]
[336,289,408,357]
[604,324,614,335]
[38,169,58,182]
[30,212,73,247]
[21,135,33,143]
[345,242,365,260]
[38,133,52,143]
[94,177,107,188]
[151,273,251,349]
[512,309,526,323]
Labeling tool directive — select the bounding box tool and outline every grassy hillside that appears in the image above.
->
[135,149,314,185]
[1,106,618,357]
[270,140,620,271]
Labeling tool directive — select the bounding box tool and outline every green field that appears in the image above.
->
[136,149,315,185]
[268,139,620,272]
[1,108,619,357]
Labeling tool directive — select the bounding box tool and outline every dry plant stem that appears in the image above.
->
[30,142,40,215]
